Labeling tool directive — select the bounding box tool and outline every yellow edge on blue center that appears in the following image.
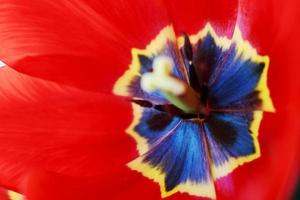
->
[113,23,275,199]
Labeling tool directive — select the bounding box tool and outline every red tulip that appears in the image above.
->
[0,0,299,200]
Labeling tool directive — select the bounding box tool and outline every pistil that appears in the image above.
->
[141,56,201,114]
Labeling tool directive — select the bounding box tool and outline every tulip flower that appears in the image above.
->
[0,0,299,200]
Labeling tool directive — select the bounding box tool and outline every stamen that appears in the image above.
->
[141,56,201,114]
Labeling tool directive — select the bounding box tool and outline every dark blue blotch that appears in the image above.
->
[138,55,153,74]
[204,112,256,166]
[143,121,211,191]
[215,91,262,110]
[192,33,223,89]
[135,107,181,145]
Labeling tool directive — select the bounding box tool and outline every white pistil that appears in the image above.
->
[140,56,200,114]
[141,56,186,95]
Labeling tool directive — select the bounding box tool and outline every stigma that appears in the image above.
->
[140,56,201,114]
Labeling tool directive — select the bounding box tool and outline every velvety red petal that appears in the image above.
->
[24,168,157,200]
[0,187,10,200]
[0,0,170,92]
[237,0,300,53]
[164,0,239,37]
[214,0,300,199]
[0,66,138,193]
[25,169,211,200]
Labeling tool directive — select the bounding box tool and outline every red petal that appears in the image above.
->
[0,0,170,92]
[24,168,156,200]
[164,0,239,36]
[25,169,211,200]
[214,0,300,199]
[0,187,10,200]
[237,0,300,53]
[0,66,137,192]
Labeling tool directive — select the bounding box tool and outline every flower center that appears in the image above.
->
[113,24,275,199]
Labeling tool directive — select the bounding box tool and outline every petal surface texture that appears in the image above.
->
[0,66,137,195]
[0,0,170,92]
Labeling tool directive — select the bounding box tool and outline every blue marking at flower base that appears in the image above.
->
[143,121,210,191]
[114,24,274,198]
